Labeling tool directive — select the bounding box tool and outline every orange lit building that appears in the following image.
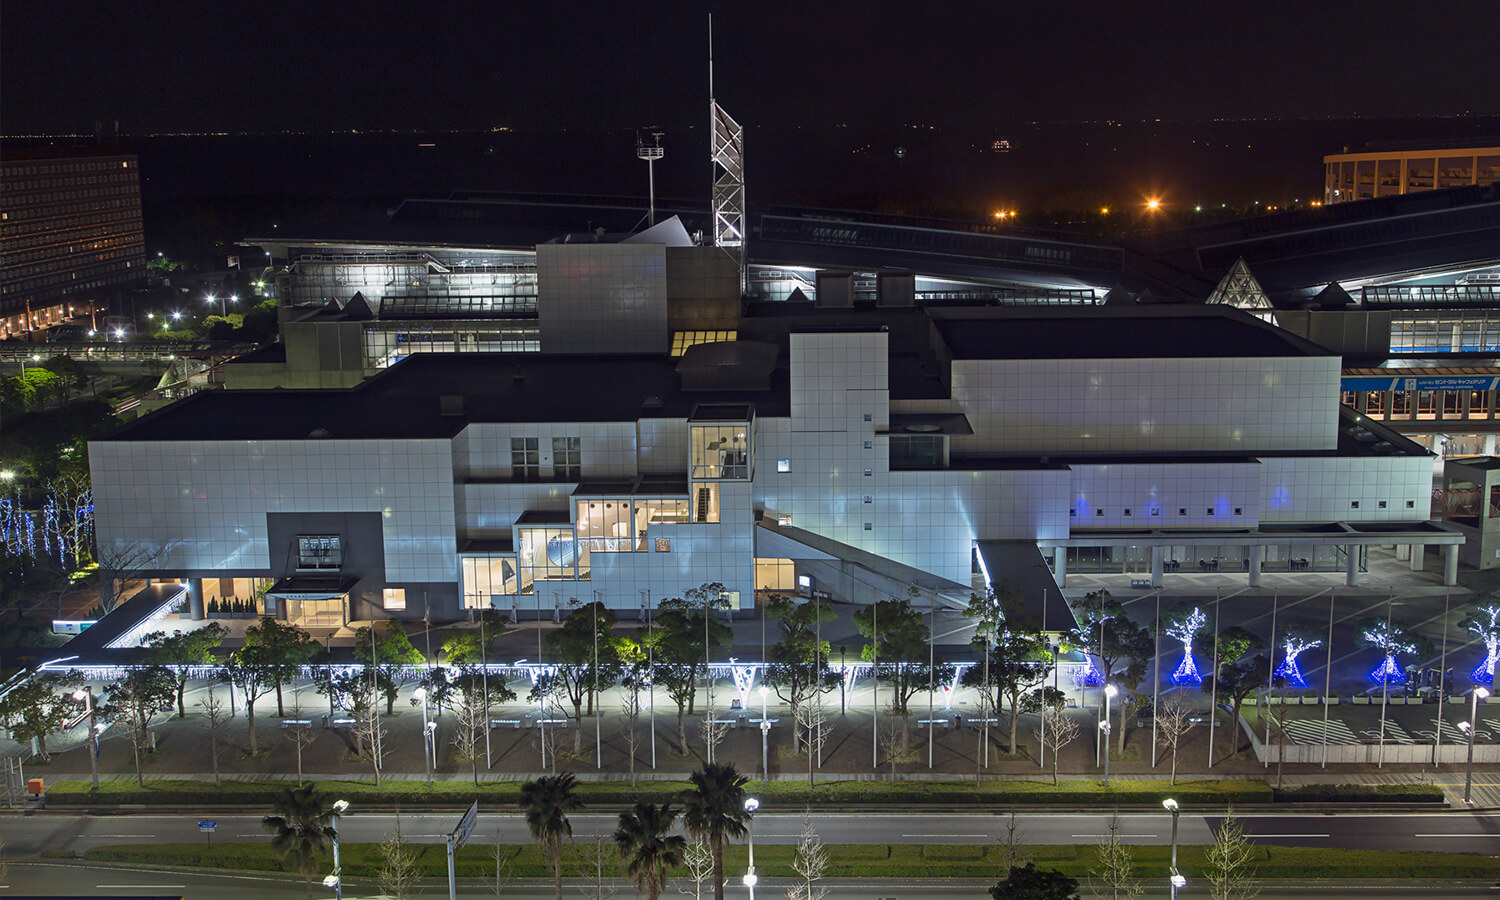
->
[0,148,146,336]
[1324,142,1500,204]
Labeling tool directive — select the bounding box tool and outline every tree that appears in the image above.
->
[679,836,714,900]
[94,539,177,613]
[964,603,1049,758]
[654,586,732,751]
[452,665,514,785]
[614,802,687,900]
[1202,628,1268,762]
[765,593,838,754]
[852,592,951,753]
[680,762,751,900]
[142,623,228,717]
[226,644,278,754]
[0,672,80,761]
[793,700,831,785]
[990,862,1081,900]
[262,784,337,899]
[379,809,422,900]
[243,617,320,717]
[537,600,620,753]
[198,678,230,788]
[1460,604,1500,687]
[1205,809,1259,900]
[998,810,1033,874]
[1358,618,1432,686]
[283,698,318,788]
[1163,604,1213,686]
[619,682,645,787]
[99,664,175,787]
[788,813,829,900]
[1035,704,1079,786]
[354,621,425,715]
[520,772,583,900]
[1087,814,1142,899]
[1154,697,1196,785]
[1069,590,1154,690]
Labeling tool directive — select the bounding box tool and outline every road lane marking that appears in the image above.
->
[90,834,156,838]
[1413,833,1483,837]
[1243,834,1330,838]
[1071,834,1159,839]
[901,834,990,838]
[97,886,186,890]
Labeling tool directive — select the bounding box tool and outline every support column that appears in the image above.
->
[1248,545,1263,587]
[1395,544,1411,562]
[1443,544,1459,587]
[1151,546,1164,589]
[1054,548,1067,588]
[1486,433,1497,456]
[1410,544,1425,571]
[1345,545,1360,587]
[187,578,205,621]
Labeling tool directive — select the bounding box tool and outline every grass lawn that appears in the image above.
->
[74,841,1500,880]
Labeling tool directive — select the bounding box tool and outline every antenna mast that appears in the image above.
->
[707,13,746,293]
[636,130,665,227]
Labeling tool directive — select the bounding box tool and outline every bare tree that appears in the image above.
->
[787,813,829,900]
[1205,809,1259,900]
[452,677,488,786]
[352,708,388,785]
[678,836,714,900]
[581,832,618,900]
[283,700,318,788]
[379,809,422,900]
[492,830,519,898]
[95,539,178,613]
[198,681,230,788]
[535,719,563,774]
[1034,706,1079,787]
[1155,698,1196,786]
[998,810,1032,873]
[878,714,906,783]
[794,702,832,787]
[620,691,643,787]
[699,697,730,765]
[1088,813,1142,899]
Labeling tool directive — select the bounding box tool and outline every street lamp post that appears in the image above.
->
[414,687,432,787]
[1163,798,1183,900]
[328,799,350,900]
[839,646,847,714]
[1460,686,1490,805]
[742,797,760,900]
[1101,684,1117,786]
[758,685,770,787]
[72,686,99,791]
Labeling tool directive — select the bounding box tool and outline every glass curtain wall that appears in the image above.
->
[516,527,577,593]
[461,555,519,609]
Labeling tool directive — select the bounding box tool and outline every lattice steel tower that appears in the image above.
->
[708,16,746,292]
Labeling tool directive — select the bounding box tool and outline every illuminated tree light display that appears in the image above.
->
[1273,636,1322,688]
[1362,621,1418,686]
[728,657,758,706]
[1463,605,1500,687]
[1167,607,1207,685]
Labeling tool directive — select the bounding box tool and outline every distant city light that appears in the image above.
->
[1100,207,1110,215]
[1146,198,1161,211]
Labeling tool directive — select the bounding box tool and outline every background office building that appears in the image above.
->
[0,149,145,336]
[1323,142,1500,204]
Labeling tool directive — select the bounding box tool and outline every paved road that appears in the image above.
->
[3,810,1497,856]
[2,862,1495,899]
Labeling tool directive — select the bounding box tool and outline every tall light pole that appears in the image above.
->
[327,799,350,900]
[414,687,432,787]
[742,797,760,900]
[1101,684,1117,786]
[1163,798,1184,900]
[72,686,99,791]
[1460,686,1490,805]
[758,685,771,788]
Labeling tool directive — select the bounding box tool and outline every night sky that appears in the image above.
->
[3,1,1494,135]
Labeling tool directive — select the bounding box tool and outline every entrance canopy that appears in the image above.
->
[975,541,1076,631]
[266,576,360,601]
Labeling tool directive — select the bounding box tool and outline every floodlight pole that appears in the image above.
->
[1463,687,1489,804]
[1164,798,1182,900]
[75,686,99,791]
[1102,684,1116,786]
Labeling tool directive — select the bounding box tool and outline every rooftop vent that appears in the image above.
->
[642,396,664,409]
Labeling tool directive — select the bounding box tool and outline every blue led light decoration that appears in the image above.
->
[1166,607,1207,685]
[1361,621,1419,686]
[1460,605,1500,687]
[1273,636,1322,688]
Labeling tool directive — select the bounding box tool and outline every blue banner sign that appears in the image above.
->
[1341,376,1500,392]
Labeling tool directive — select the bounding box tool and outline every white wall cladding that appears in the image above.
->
[949,356,1340,455]
[1258,455,1434,523]
[1067,462,1263,528]
[453,422,638,480]
[455,483,573,538]
[637,418,688,474]
[90,438,456,581]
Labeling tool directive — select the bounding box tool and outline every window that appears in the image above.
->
[863,522,873,531]
[1350,500,1360,509]
[1123,508,1132,517]
[864,441,873,449]
[553,437,581,480]
[690,424,750,479]
[1407,500,1416,509]
[1095,508,1104,516]
[511,437,540,480]
[779,514,793,526]
[655,538,672,552]
[1378,500,1387,509]
[1179,508,1187,516]
[863,468,873,477]
[1234,507,1243,516]
[777,459,791,473]
[382,588,407,611]
[1070,508,1077,518]
[1150,507,1161,517]
[863,495,873,504]
[1206,508,1215,516]
[296,535,342,570]
[864,413,872,422]
[461,556,518,608]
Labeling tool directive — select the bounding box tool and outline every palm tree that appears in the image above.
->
[262,784,337,898]
[614,802,687,900]
[681,763,751,900]
[520,772,583,900]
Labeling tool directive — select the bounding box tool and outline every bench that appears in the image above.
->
[917,719,949,726]
[1130,579,1153,589]
[330,717,357,726]
[491,719,524,729]
[280,719,313,728]
[1324,696,1339,705]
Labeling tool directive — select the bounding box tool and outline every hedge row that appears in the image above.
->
[77,841,1500,881]
[1272,782,1445,803]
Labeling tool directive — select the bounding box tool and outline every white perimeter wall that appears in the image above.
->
[90,438,456,581]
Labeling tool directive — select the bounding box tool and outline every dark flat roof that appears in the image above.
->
[928,304,1324,360]
[102,352,791,443]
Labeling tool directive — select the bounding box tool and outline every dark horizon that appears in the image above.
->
[3,2,1496,136]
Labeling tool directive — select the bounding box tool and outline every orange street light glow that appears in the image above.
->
[1146,198,1161,211]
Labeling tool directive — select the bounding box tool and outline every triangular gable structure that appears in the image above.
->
[1205,258,1273,309]
[1312,282,1356,308]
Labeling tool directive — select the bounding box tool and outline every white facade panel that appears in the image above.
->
[1258,455,1433,523]
[536,243,668,354]
[1067,462,1262,528]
